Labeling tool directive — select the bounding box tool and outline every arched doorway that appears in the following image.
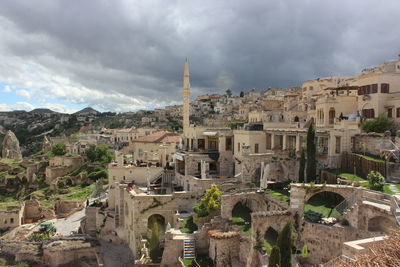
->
[147,214,166,262]
[231,201,252,235]
[304,191,344,223]
[329,108,335,124]
[294,116,299,122]
[263,227,279,254]
[368,216,396,233]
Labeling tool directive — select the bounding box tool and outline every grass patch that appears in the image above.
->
[327,169,366,182]
[183,254,214,267]
[265,188,290,205]
[304,194,341,218]
[360,182,396,195]
[354,153,386,163]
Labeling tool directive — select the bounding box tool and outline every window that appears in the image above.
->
[198,139,205,150]
[266,134,272,149]
[388,108,393,118]
[225,137,232,151]
[335,136,341,154]
[238,142,241,152]
[372,84,378,93]
[381,83,390,93]
[208,140,217,150]
[10,218,14,224]
[255,143,259,153]
[397,108,400,118]
[362,109,375,118]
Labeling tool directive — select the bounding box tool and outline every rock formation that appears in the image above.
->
[2,130,22,159]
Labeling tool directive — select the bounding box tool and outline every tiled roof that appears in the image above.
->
[132,131,180,143]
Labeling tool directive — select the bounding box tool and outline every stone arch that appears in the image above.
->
[147,214,166,231]
[329,107,335,124]
[368,216,397,233]
[264,226,279,251]
[304,190,346,204]
[305,191,344,219]
[221,192,271,219]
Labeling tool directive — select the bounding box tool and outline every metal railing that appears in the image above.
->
[334,193,357,215]
[392,197,400,226]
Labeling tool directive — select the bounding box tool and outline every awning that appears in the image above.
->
[174,153,185,161]
[203,131,218,136]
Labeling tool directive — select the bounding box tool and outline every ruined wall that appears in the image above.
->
[300,222,378,265]
[54,200,84,215]
[221,191,288,220]
[352,134,388,156]
[208,234,244,267]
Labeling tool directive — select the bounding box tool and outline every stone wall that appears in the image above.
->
[299,222,378,265]
[221,191,288,220]
[0,205,23,230]
[54,200,84,216]
[352,134,388,156]
[238,151,298,184]
[208,232,245,267]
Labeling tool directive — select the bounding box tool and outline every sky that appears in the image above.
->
[0,0,400,113]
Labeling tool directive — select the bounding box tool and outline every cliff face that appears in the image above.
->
[2,130,22,159]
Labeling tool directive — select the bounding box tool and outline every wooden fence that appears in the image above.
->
[340,152,386,178]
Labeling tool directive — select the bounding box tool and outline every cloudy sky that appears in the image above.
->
[0,0,399,113]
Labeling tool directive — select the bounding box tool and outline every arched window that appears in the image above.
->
[329,108,335,124]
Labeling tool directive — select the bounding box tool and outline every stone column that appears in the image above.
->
[282,134,287,150]
[296,135,301,152]
[271,133,276,149]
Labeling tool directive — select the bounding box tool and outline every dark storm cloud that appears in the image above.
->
[0,0,399,110]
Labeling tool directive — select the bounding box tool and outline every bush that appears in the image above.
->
[86,145,114,163]
[367,171,385,191]
[301,245,309,259]
[362,114,393,133]
[193,184,222,217]
[268,246,281,267]
[52,143,66,156]
[304,210,322,223]
[87,169,108,180]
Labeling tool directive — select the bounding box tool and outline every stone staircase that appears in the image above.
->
[182,235,195,259]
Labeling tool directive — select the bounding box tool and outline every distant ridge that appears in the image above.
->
[29,108,59,114]
[74,107,100,115]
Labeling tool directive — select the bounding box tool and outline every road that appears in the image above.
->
[51,208,86,236]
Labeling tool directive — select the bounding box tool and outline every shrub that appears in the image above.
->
[341,219,350,226]
[304,210,322,223]
[193,184,222,217]
[86,145,114,163]
[52,143,66,156]
[367,171,385,191]
[268,246,281,267]
[277,221,293,267]
[362,114,393,133]
[301,245,309,259]
[88,169,108,180]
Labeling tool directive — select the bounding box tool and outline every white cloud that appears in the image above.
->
[2,85,11,92]
[16,89,31,99]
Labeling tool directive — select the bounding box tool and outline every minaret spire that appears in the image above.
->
[182,57,191,135]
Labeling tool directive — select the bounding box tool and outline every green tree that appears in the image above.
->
[225,89,232,98]
[91,180,105,198]
[86,145,114,163]
[306,122,316,182]
[367,171,385,191]
[240,91,244,97]
[301,244,309,259]
[362,114,393,133]
[298,150,306,183]
[268,246,281,267]
[277,221,293,267]
[52,142,66,156]
[194,184,222,217]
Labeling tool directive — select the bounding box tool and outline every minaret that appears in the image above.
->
[182,58,191,135]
